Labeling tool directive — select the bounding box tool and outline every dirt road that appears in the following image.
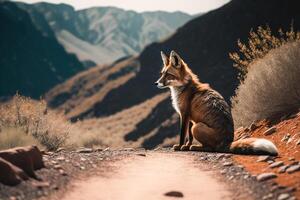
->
[61,152,231,200]
[1,149,284,200]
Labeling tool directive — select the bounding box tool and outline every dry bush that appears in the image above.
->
[229,25,300,81]
[231,41,300,128]
[0,94,69,150]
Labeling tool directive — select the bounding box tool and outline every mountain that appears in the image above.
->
[0,2,84,98]
[47,0,300,148]
[18,2,193,65]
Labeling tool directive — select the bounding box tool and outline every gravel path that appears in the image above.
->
[0,148,285,200]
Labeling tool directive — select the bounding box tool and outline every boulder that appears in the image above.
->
[0,145,44,179]
[0,157,28,186]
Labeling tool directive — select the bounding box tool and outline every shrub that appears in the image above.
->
[229,25,300,81]
[0,94,69,150]
[231,41,300,128]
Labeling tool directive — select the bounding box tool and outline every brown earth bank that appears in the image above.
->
[233,111,300,199]
[0,148,297,200]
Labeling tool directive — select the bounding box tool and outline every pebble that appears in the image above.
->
[237,165,244,169]
[277,193,290,200]
[262,193,273,200]
[77,148,93,153]
[80,157,87,162]
[288,157,295,161]
[153,147,161,151]
[164,191,184,198]
[288,161,299,166]
[267,160,274,164]
[286,165,300,173]
[243,175,250,179]
[94,147,103,152]
[32,181,50,188]
[123,147,134,151]
[46,151,54,155]
[223,162,233,167]
[56,156,65,161]
[51,161,58,165]
[9,196,17,200]
[264,127,276,135]
[136,153,146,157]
[271,185,286,192]
[43,157,49,162]
[256,173,277,181]
[53,164,62,169]
[103,147,110,151]
[80,166,86,170]
[223,154,232,158]
[278,165,289,173]
[59,169,67,176]
[56,147,65,152]
[249,122,258,131]
[281,134,291,142]
[257,155,271,162]
[216,154,225,160]
[220,169,226,174]
[269,161,284,168]
[283,187,296,193]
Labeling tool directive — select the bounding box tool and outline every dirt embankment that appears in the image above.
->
[234,112,300,198]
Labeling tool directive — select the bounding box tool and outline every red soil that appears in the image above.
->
[233,112,300,197]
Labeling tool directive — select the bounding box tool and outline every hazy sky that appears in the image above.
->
[13,0,230,14]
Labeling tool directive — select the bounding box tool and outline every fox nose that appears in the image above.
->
[155,82,158,86]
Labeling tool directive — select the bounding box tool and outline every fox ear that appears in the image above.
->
[161,51,168,66]
[170,50,182,68]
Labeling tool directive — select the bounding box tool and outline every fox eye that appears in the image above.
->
[167,73,175,80]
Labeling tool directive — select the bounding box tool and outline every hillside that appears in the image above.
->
[0,2,84,98]
[18,2,193,64]
[47,0,300,148]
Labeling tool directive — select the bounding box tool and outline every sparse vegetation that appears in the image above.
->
[0,94,70,150]
[0,94,107,150]
[229,25,300,81]
[0,126,41,150]
[231,41,300,128]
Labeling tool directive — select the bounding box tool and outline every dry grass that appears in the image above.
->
[229,25,300,81]
[0,126,41,150]
[231,41,300,128]
[0,94,70,150]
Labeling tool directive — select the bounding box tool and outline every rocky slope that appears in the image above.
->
[0,2,84,98]
[46,0,300,148]
[18,2,193,64]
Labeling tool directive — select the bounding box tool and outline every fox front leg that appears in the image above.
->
[180,122,193,151]
[173,115,189,151]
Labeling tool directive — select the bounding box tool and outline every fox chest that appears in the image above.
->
[170,87,183,114]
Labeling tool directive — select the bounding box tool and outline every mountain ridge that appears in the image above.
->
[0,1,84,98]
[17,2,193,64]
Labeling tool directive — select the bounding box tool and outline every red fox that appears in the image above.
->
[155,50,278,156]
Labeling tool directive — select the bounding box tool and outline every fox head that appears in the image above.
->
[155,50,194,89]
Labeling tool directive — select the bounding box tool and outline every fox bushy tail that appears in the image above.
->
[229,138,278,156]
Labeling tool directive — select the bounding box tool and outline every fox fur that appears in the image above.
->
[155,50,278,156]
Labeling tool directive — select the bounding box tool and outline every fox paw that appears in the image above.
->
[189,145,203,151]
[173,144,182,151]
[180,145,190,151]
